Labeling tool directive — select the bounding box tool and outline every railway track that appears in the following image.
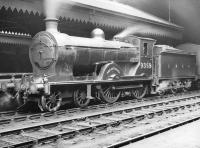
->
[63,107,200,148]
[0,91,195,125]
[0,91,200,147]
[107,112,200,148]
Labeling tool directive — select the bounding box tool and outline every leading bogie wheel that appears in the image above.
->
[73,89,90,108]
[132,85,148,99]
[99,86,120,103]
[40,92,62,112]
[16,91,27,108]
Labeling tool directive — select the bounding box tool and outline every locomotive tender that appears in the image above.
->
[14,18,198,112]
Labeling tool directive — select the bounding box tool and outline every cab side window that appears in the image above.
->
[143,43,148,55]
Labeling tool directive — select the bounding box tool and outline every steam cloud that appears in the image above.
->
[43,0,75,19]
[43,0,182,40]
[114,24,150,38]
[43,0,61,19]
[0,92,14,111]
[116,24,165,38]
[114,23,181,39]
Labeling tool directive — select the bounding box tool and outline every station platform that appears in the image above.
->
[123,119,200,148]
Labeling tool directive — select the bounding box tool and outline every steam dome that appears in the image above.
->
[91,28,105,40]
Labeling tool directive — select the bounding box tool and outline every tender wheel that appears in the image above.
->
[40,92,62,112]
[170,81,179,94]
[170,87,177,94]
[182,85,189,92]
[132,85,148,99]
[182,80,191,92]
[196,80,200,90]
[99,86,120,103]
[158,90,165,96]
[73,89,90,108]
[182,87,188,92]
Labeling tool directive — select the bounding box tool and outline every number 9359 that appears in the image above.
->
[140,62,152,69]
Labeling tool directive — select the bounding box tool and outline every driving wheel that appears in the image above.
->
[73,89,90,108]
[99,86,120,103]
[40,92,62,112]
[132,85,148,99]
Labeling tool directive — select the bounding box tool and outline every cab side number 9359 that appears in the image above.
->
[140,62,152,69]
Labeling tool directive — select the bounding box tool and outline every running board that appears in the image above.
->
[113,84,143,90]
[120,75,145,80]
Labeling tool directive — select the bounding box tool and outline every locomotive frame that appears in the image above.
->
[2,18,198,112]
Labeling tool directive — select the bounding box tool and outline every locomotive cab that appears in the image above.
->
[135,36,155,78]
[115,35,156,78]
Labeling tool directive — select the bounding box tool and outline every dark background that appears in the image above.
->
[118,0,200,44]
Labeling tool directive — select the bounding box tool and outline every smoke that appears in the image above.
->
[114,23,182,39]
[115,24,145,38]
[43,0,60,19]
[43,0,75,19]
[115,24,160,38]
[0,92,15,111]
[156,81,169,92]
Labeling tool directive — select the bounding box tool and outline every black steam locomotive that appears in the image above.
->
[10,18,198,112]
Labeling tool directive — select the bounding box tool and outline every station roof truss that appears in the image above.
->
[0,0,183,41]
[0,31,31,46]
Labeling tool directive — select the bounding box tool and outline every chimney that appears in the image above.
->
[44,17,58,32]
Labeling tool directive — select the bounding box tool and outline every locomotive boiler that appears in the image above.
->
[14,18,198,112]
[30,19,141,81]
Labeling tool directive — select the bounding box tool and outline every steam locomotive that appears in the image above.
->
[8,18,198,112]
